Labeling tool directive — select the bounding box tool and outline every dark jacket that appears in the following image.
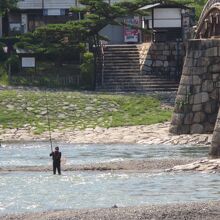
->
[50,151,61,163]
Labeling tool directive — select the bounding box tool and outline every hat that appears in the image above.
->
[55,146,59,150]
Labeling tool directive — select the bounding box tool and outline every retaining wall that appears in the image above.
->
[170,39,220,135]
[140,42,185,79]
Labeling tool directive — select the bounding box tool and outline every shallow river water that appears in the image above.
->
[0,142,208,167]
[0,142,216,215]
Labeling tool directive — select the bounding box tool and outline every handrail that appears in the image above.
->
[100,42,105,86]
[198,0,220,24]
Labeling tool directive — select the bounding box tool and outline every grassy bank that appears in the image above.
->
[0,90,172,134]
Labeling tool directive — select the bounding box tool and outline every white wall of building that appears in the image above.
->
[17,0,76,9]
[153,8,181,28]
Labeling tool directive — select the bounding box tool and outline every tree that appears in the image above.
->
[0,0,18,15]
[18,0,151,55]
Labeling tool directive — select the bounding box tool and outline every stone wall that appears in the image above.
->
[140,42,185,80]
[170,39,220,135]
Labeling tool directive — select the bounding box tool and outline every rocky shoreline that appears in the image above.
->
[1,201,220,220]
[0,121,218,220]
[0,122,212,146]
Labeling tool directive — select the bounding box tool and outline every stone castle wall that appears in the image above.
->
[170,39,220,135]
[140,42,185,79]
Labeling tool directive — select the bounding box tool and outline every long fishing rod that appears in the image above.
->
[45,91,53,152]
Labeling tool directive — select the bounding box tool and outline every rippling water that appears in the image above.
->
[0,142,212,215]
[0,142,209,167]
[0,171,220,215]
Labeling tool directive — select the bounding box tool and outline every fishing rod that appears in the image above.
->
[45,91,53,152]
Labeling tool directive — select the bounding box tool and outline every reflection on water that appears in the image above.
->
[0,142,209,167]
[0,171,220,215]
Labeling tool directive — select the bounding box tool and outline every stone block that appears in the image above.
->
[169,43,176,50]
[193,92,209,104]
[209,64,220,73]
[185,58,194,67]
[193,67,208,75]
[193,85,201,94]
[190,124,204,134]
[154,60,163,67]
[157,55,166,61]
[211,131,220,144]
[195,57,210,67]
[194,50,202,59]
[192,75,202,85]
[163,50,170,56]
[204,47,218,57]
[171,113,185,125]
[184,113,194,124]
[169,61,176,67]
[181,67,192,76]
[204,101,217,114]
[209,113,218,123]
[193,112,206,123]
[187,50,194,58]
[212,74,220,82]
[178,85,188,95]
[192,104,202,112]
[210,89,218,100]
[204,122,215,133]
[169,125,178,134]
[202,80,214,92]
[181,75,192,85]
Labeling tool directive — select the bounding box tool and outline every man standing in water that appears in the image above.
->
[50,146,61,175]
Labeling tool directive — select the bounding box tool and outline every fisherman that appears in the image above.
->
[50,146,62,175]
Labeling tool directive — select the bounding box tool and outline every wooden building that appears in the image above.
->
[140,2,195,42]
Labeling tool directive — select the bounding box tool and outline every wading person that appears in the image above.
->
[50,146,61,175]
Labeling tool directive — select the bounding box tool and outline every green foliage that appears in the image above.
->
[0,45,7,62]
[80,52,94,88]
[0,0,18,15]
[18,0,152,55]
[171,0,208,20]
[0,64,9,85]
[191,0,208,19]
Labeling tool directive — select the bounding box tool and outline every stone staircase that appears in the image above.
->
[96,44,179,92]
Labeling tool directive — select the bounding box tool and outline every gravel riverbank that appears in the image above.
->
[0,122,212,146]
[1,201,220,220]
[0,158,195,173]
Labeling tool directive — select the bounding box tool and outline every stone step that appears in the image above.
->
[104,61,139,65]
[103,74,172,78]
[104,51,139,56]
[96,86,178,92]
[104,55,140,59]
[105,45,138,49]
[104,66,140,70]
[102,81,179,86]
[104,78,178,84]
[104,69,140,73]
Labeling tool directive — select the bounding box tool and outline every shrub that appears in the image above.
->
[80,52,94,89]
